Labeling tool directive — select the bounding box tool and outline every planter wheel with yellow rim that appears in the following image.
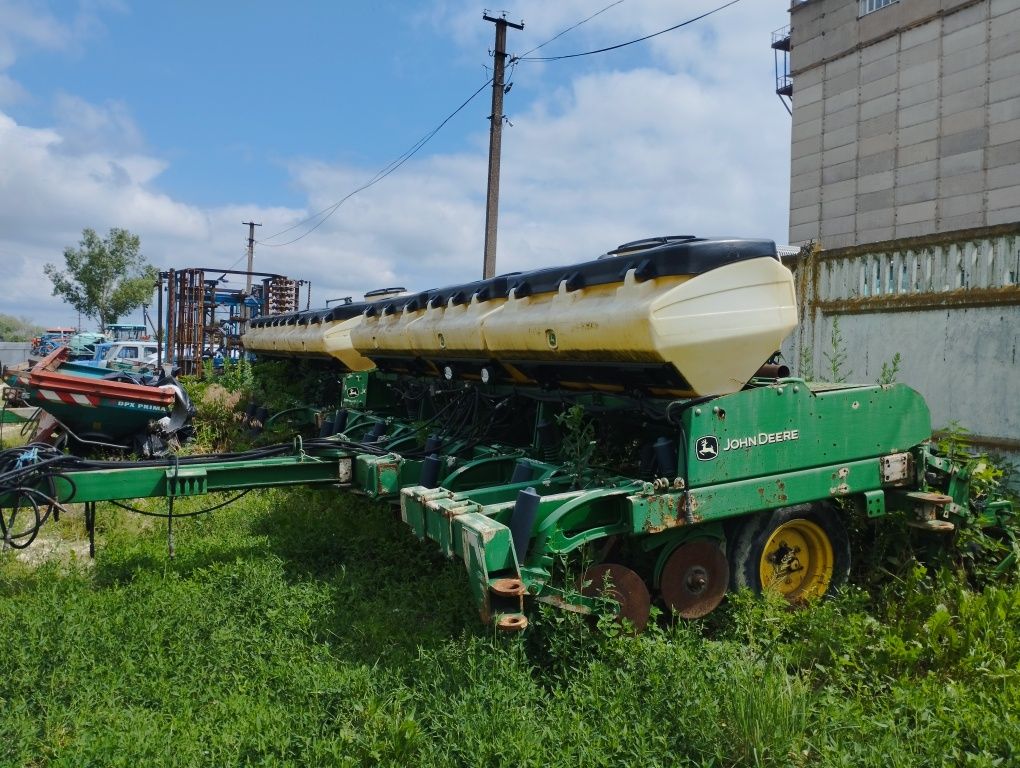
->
[728,503,850,603]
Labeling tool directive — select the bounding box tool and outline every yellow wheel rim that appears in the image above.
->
[758,518,834,601]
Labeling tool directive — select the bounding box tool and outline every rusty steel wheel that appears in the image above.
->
[660,539,729,619]
[580,563,651,632]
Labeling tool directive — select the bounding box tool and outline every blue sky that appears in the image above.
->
[0,0,793,327]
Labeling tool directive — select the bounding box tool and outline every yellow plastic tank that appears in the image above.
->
[350,299,421,357]
[322,313,375,371]
[241,319,264,352]
[242,314,297,357]
[248,237,798,395]
[275,315,304,356]
[480,255,796,395]
[295,311,330,358]
[407,277,509,360]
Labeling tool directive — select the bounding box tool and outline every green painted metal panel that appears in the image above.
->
[352,453,403,498]
[441,454,523,492]
[457,513,516,574]
[682,382,931,486]
[399,486,433,539]
[436,474,575,508]
[340,372,370,409]
[629,455,886,533]
[45,455,352,505]
[0,408,31,424]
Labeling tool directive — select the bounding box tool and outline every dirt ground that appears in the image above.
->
[0,420,34,447]
[7,529,92,568]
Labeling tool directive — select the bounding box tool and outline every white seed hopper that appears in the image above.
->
[244,236,798,396]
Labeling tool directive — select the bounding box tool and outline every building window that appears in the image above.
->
[859,0,897,16]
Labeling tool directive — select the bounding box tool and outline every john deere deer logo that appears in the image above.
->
[696,436,719,461]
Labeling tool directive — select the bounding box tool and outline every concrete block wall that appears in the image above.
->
[788,0,1020,248]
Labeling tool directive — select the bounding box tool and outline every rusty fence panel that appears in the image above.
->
[782,224,1020,470]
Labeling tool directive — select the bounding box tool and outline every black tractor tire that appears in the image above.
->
[728,503,851,602]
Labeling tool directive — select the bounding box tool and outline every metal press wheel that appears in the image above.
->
[729,503,850,604]
[659,539,729,619]
[580,563,651,632]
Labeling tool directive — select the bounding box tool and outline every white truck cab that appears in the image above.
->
[102,341,159,372]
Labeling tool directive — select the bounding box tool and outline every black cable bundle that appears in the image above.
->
[0,443,76,549]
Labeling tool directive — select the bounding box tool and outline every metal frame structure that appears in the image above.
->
[159,268,302,376]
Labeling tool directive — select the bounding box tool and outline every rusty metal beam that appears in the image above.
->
[786,223,1020,264]
[816,285,1020,314]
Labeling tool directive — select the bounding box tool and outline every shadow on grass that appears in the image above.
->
[73,485,485,669]
[250,486,485,665]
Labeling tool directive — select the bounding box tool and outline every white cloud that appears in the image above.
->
[0,109,235,323]
[51,93,145,154]
[0,1,73,52]
[0,72,26,104]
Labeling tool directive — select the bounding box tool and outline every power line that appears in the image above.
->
[245,0,739,252]
[257,77,494,249]
[253,2,629,252]
[516,0,627,60]
[512,0,743,63]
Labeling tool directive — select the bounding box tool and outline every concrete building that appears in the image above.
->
[786,0,1020,246]
[779,0,1020,464]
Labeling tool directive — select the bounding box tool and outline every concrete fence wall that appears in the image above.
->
[781,224,1020,469]
[0,342,32,370]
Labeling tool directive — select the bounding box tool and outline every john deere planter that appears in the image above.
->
[2,236,1011,631]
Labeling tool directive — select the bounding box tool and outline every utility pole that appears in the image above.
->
[482,11,523,279]
[242,221,261,321]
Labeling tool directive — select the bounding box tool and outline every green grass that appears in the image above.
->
[2,489,1018,767]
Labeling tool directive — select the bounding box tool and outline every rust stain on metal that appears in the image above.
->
[910,491,953,504]
[786,223,1020,264]
[491,577,526,597]
[643,513,679,534]
[441,502,471,520]
[481,527,498,544]
[818,285,1020,315]
[535,594,592,615]
[496,613,529,632]
[375,460,399,495]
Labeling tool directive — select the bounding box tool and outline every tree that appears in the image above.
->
[0,313,43,342]
[45,228,158,333]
